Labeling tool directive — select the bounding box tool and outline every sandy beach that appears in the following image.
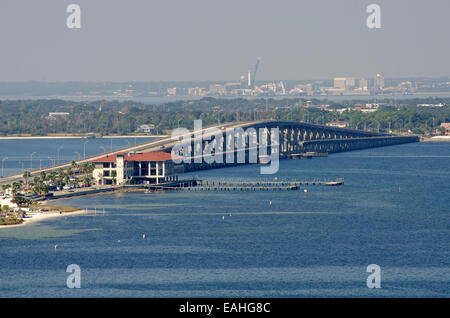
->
[422,136,450,142]
[0,210,85,229]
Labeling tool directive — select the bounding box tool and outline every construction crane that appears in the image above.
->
[279,81,286,95]
[250,57,261,88]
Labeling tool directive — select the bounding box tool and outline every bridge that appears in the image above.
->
[0,120,419,184]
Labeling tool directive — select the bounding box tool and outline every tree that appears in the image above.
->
[2,184,11,193]
[12,195,33,207]
[111,170,117,185]
[23,171,31,189]
[12,182,21,195]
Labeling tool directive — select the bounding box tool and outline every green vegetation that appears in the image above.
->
[0,216,23,226]
[0,97,449,136]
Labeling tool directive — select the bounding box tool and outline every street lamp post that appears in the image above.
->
[100,146,106,154]
[83,140,89,159]
[30,152,37,170]
[74,152,81,161]
[57,146,63,164]
[1,157,8,178]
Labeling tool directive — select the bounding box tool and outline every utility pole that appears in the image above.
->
[30,152,36,170]
[1,157,8,178]
[84,140,89,159]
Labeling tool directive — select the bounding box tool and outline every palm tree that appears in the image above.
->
[57,168,65,179]
[12,182,21,195]
[2,184,11,193]
[77,162,95,186]
[49,171,57,183]
[111,170,117,185]
[64,175,70,185]
[87,162,95,174]
[23,171,31,189]
[71,160,78,172]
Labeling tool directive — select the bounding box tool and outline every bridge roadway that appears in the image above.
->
[0,120,419,185]
[0,121,250,185]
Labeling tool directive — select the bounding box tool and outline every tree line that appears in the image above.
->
[0,97,449,136]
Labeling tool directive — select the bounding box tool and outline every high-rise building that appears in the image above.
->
[359,78,368,91]
[306,83,313,96]
[208,84,227,95]
[334,77,355,90]
[375,73,384,91]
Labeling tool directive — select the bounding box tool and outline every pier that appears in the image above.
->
[177,178,344,191]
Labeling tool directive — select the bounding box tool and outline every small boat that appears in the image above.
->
[325,179,344,186]
[259,155,270,164]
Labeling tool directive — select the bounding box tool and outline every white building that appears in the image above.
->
[326,121,349,128]
[137,124,155,133]
[48,112,70,119]
[334,77,355,90]
[92,151,183,185]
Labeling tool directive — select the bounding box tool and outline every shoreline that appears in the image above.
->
[0,135,167,140]
[0,210,85,229]
[422,136,450,142]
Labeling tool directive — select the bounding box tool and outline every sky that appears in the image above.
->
[0,0,449,82]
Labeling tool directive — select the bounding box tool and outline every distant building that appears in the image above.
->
[48,112,70,119]
[334,77,355,90]
[167,87,177,96]
[188,87,206,96]
[417,103,444,107]
[305,83,313,96]
[375,73,384,91]
[326,121,349,128]
[137,124,155,133]
[208,84,227,95]
[359,78,368,91]
[91,152,183,185]
[440,123,450,135]
[225,82,241,92]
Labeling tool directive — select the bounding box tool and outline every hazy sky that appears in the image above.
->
[0,0,449,81]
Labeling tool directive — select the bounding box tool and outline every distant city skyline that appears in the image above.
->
[0,0,449,81]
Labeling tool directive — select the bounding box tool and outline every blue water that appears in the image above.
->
[0,137,157,177]
[0,142,449,297]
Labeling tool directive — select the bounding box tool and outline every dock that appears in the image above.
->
[34,177,343,200]
[180,178,344,191]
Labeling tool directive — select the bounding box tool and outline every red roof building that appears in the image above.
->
[91,151,183,185]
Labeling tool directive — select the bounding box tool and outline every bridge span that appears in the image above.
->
[0,120,419,184]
